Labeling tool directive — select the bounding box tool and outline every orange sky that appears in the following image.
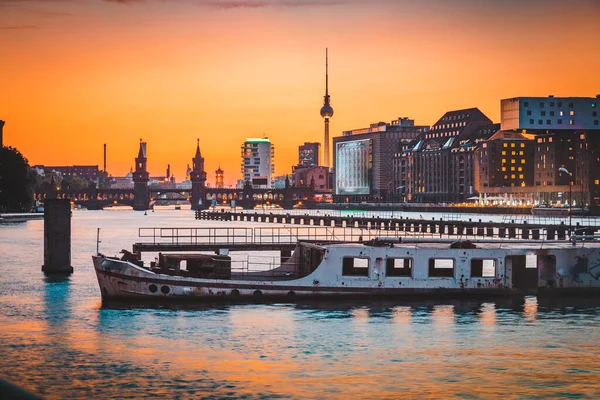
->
[1,0,599,186]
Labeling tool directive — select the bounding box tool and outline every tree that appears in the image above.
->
[0,146,35,212]
[61,175,91,192]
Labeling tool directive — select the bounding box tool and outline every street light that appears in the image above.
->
[558,167,572,236]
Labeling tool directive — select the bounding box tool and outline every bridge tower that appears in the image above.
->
[133,140,150,211]
[190,139,207,210]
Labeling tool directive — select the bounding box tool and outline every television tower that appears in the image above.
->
[319,48,334,167]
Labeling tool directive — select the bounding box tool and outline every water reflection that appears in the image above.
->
[478,302,497,327]
[523,296,539,321]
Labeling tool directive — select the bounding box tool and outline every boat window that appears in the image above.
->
[428,258,455,278]
[342,257,369,277]
[386,258,413,277]
[471,259,496,278]
[526,254,537,269]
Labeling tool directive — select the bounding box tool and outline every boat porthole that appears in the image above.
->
[287,291,295,298]
[149,284,158,293]
[253,290,263,297]
[231,289,240,297]
[161,285,170,294]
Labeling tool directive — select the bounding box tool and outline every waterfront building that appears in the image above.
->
[396,109,495,203]
[320,49,334,167]
[241,138,274,188]
[33,165,100,181]
[298,142,320,167]
[501,95,600,131]
[293,166,329,191]
[215,166,224,188]
[272,175,288,189]
[474,131,535,203]
[333,117,427,202]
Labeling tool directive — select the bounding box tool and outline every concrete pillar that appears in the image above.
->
[42,199,73,274]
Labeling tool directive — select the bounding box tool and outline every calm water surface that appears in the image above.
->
[1,209,600,399]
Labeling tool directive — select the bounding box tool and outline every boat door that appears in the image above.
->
[538,254,557,287]
[508,255,538,290]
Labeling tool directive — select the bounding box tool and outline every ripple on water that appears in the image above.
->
[2,211,600,398]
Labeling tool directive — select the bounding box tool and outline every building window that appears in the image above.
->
[501,151,506,155]
[595,120,599,126]
[520,143,525,148]
[538,120,543,124]
[524,101,529,107]
[550,102,555,107]
[550,111,555,116]
[527,110,532,116]
[546,120,551,125]
[541,111,546,116]
[570,120,575,125]
[593,112,598,117]
[570,110,575,116]
[540,102,544,108]
[593,102,596,108]
[529,119,534,124]
[569,103,574,108]
[558,119,563,124]
[560,111,564,116]
[558,102,562,107]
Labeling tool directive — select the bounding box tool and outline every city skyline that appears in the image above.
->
[2,0,600,185]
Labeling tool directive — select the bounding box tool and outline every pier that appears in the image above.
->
[195,210,600,242]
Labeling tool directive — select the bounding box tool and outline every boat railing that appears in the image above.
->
[138,225,600,247]
[139,227,254,245]
[138,226,414,246]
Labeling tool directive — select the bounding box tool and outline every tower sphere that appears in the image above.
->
[320,104,334,118]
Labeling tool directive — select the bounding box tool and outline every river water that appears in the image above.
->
[1,209,600,399]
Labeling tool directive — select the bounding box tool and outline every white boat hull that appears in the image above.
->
[93,241,600,301]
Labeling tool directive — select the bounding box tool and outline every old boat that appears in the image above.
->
[92,237,600,301]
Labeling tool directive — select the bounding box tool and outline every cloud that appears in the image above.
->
[0,25,38,29]
[197,0,346,10]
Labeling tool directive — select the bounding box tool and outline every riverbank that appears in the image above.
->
[0,213,44,223]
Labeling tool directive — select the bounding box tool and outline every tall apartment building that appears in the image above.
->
[241,138,274,188]
[398,108,497,203]
[298,142,320,167]
[333,117,428,201]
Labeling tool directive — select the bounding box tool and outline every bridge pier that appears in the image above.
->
[42,199,73,275]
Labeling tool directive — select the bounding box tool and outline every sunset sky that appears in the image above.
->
[1,0,599,186]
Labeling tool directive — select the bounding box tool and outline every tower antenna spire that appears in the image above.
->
[319,48,334,167]
[326,48,329,97]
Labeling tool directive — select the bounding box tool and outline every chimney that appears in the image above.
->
[0,120,5,148]
[167,164,171,179]
[103,143,107,173]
